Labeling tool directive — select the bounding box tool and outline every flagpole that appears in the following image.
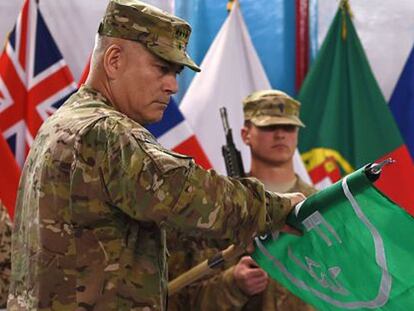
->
[168,244,244,296]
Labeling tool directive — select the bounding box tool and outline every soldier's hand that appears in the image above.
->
[282,192,306,206]
[279,192,306,236]
[233,256,269,296]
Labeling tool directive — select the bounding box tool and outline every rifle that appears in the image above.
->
[219,107,245,178]
[168,107,246,296]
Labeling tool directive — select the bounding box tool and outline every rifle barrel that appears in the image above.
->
[220,107,230,133]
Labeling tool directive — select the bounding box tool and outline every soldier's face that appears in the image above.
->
[111,41,181,124]
[242,124,298,166]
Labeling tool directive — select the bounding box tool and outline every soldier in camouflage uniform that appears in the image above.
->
[168,90,317,311]
[7,1,305,310]
[0,201,11,308]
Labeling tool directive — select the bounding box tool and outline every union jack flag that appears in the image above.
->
[0,0,76,168]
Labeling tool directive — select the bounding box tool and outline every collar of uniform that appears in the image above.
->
[263,177,298,193]
[291,174,318,197]
[77,85,161,146]
[78,84,114,108]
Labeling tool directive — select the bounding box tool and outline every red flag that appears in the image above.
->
[0,134,19,219]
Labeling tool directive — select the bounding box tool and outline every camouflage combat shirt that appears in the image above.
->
[0,202,11,308]
[8,86,292,311]
[168,176,317,311]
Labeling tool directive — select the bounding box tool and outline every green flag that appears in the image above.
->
[297,1,414,214]
[253,164,414,310]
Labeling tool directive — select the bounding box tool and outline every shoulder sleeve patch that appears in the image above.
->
[133,131,193,175]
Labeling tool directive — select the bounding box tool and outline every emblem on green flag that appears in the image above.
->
[253,162,414,310]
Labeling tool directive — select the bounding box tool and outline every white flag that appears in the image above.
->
[180,4,311,183]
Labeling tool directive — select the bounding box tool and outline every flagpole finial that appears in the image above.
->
[339,0,353,40]
[368,158,395,174]
[365,158,395,182]
[227,0,239,13]
[339,0,354,18]
[340,0,350,11]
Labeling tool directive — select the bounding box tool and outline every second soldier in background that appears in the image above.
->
[168,90,316,311]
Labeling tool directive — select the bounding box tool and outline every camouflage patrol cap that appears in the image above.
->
[243,90,305,127]
[98,0,200,72]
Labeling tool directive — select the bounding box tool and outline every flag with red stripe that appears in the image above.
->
[295,0,310,92]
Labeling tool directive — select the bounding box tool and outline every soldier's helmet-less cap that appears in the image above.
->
[243,90,305,127]
[98,0,200,72]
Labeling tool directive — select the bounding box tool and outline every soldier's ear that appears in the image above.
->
[241,127,251,145]
[103,44,123,79]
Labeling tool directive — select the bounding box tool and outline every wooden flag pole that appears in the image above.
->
[168,244,244,296]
